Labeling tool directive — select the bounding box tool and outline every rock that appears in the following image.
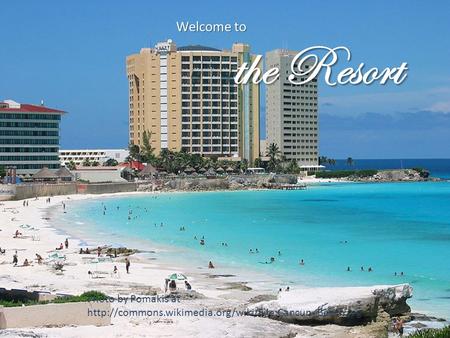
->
[372,284,412,316]
[246,284,413,327]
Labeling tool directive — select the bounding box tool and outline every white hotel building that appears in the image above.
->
[59,149,129,166]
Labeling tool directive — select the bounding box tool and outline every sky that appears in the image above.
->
[1,0,449,158]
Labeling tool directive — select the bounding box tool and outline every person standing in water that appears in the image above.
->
[125,257,130,274]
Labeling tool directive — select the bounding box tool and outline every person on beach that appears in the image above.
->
[113,265,118,274]
[208,261,215,269]
[13,251,18,266]
[185,281,192,291]
[14,230,22,238]
[169,280,176,292]
[125,258,130,273]
[23,259,30,266]
[36,253,43,264]
[97,246,101,257]
[285,286,290,291]
[0,248,5,255]
[64,238,69,249]
[56,243,63,250]
[164,278,169,293]
[394,317,404,336]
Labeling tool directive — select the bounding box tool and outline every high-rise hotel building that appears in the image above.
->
[126,40,260,163]
[0,99,65,175]
[265,49,319,167]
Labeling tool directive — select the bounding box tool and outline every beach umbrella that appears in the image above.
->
[184,166,195,174]
[168,272,187,281]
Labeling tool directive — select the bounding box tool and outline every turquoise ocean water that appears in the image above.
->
[58,180,450,319]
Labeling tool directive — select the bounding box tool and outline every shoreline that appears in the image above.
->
[0,189,448,337]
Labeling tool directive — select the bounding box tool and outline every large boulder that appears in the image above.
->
[246,284,412,326]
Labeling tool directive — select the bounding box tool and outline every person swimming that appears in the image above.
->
[368,267,373,272]
[347,266,351,271]
[299,259,305,265]
[360,266,364,271]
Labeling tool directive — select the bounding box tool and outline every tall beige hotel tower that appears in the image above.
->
[265,49,319,168]
[126,39,260,163]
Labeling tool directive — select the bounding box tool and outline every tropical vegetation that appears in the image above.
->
[0,291,108,307]
[408,326,450,338]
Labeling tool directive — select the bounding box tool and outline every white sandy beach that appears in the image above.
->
[0,191,412,337]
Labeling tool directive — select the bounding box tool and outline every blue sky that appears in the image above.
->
[1,0,449,158]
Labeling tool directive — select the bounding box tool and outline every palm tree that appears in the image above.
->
[266,143,282,172]
[141,130,155,163]
[82,158,92,167]
[104,158,118,166]
[319,156,328,165]
[66,160,76,170]
[128,144,141,162]
[346,157,354,166]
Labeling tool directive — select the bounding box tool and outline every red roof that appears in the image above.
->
[119,160,145,171]
[0,103,65,114]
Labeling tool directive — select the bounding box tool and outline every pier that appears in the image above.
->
[269,184,307,190]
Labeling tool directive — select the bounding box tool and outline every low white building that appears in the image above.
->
[59,149,129,166]
[71,166,130,183]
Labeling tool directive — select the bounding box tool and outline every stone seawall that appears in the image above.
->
[14,183,77,200]
[7,182,138,200]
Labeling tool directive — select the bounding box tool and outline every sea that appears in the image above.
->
[55,159,450,319]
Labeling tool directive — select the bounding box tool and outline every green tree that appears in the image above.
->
[319,156,328,165]
[128,144,141,162]
[66,160,76,170]
[266,143,282,172]
[253,157,263,169]
[91,161,100,167]
[82,158,92,167]
[104,158,118,166]
[239,159,249,172]
[286,160,300,174]
[141,130,155,163]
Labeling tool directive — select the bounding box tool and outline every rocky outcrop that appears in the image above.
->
[372,284,412,316]
[137,174,299,192]
[353,169,437,182]
[246,284,412,327]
